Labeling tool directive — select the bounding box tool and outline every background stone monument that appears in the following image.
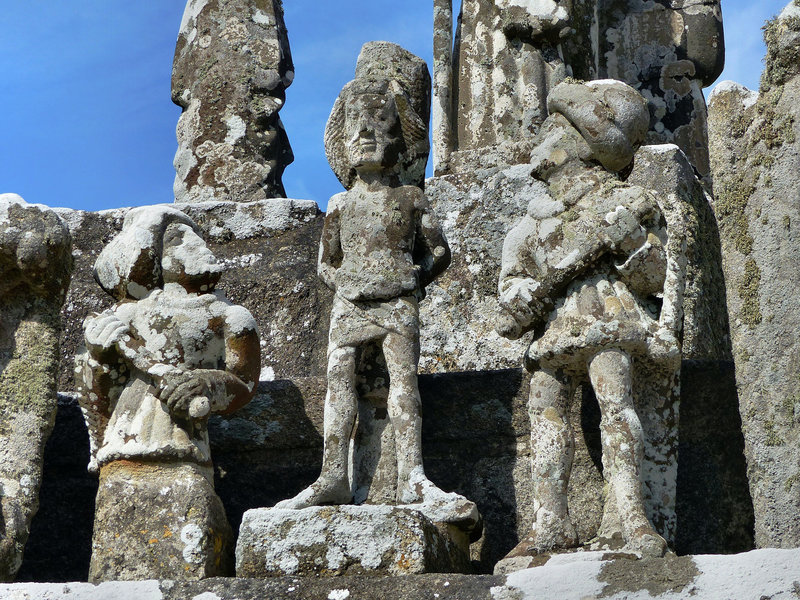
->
[172,0,294,203]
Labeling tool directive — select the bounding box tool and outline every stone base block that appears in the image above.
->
[235,505,469,577]
[89,460,233,582]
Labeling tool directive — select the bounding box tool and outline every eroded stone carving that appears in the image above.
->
[596,0,725,182]
[442,0,570,172]
[76,206,260,581]
[0,195,72,581]
[172,0,294,202]
[708,2,800,548]
[237,42,478,577]
[494,81,689,570]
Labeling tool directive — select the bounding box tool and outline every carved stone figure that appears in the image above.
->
[596,0,724,182]
[76,206,259,581]
[0,195,72,581]
[237,42,478,578]
[172,0,294,202]
[495,81,688,569]
[441,0,570,172]
[280,40,459,512]
[708,2,800,548]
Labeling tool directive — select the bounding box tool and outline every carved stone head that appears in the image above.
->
[530,79,650,179]
[325,42,431,189]
[94,206,220,301]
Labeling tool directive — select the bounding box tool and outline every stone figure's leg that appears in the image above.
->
[382,332,444,504]
[275,346,357,508]
[588,348,667,557]
[520,368,579,553]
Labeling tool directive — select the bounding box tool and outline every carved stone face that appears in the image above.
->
[161,223,222,293]
[344,91,404,174]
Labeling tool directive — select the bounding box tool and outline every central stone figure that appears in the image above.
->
[235,43,478,578]
[279,41,453,509]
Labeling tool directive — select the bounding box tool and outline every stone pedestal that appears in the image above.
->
[236,505,472,577]
[89,460,233,582]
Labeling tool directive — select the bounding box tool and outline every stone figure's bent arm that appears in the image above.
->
[318,193,345,291]
[413,190,451,289]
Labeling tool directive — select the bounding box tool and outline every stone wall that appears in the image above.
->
[708,2,800,549]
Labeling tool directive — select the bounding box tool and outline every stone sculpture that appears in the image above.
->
[708,1,800,548]
[76,206,260,581]
[440,0,570,172]
[236,42,479,578]
[495,80,688,569]
[595,0,724,182]
[172,0,294,203]
[0,195,72,581]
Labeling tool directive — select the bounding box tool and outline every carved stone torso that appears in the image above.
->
[332,187,422,302]
[96,289,244,468]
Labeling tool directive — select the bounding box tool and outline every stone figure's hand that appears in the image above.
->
[158,370,219,419]
[84,311,130,353]
[603,205,648,254]
[496,308,524,340]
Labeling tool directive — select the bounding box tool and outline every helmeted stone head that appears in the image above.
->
[530,79,650,179]
[325,42,431,189]
[94,206,221,301]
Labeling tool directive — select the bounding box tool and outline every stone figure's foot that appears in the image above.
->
[625,526,668,558]
[274,477,352,510]
[493,517,579,574]
[397,469,481,532]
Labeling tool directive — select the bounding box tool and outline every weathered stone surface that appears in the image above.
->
[708,2,800,548]
[236,505,467,577]
[0,195,72,581]
[446,0,569,172]
[77,206,260,580]
[5,548,800,599]
[89,461,233,582]
[172,0,294,202]
[595,0,725,181]
[55,199,327,392]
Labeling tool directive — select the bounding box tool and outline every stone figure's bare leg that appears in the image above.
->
[275,345,357,508]
[588,349,667,557]
[515,368,578,554]
[382,332,444,504]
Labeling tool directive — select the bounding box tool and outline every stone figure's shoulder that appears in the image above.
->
[327,192,349,214]
[222,301,258,336]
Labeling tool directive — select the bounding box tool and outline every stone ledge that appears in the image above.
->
[4,548,800,599]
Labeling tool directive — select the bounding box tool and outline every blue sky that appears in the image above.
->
[0,0,790,213]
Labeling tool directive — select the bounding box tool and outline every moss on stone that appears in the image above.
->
[762,15,800,90]
[785,473,800,493]
[764,420,785,446]
[715,173,756,256]
[737,259,762,327]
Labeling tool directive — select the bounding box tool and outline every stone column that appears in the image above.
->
[172,0,294,203]
[0,195,72,581]
[708,3,800,548]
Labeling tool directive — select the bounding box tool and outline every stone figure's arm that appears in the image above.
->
[80,308,133,406]
[318,193,344,291]
[158,306,260,417]
[677,0,725,86]
[497,215,548,339]
[414,191,452,289]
